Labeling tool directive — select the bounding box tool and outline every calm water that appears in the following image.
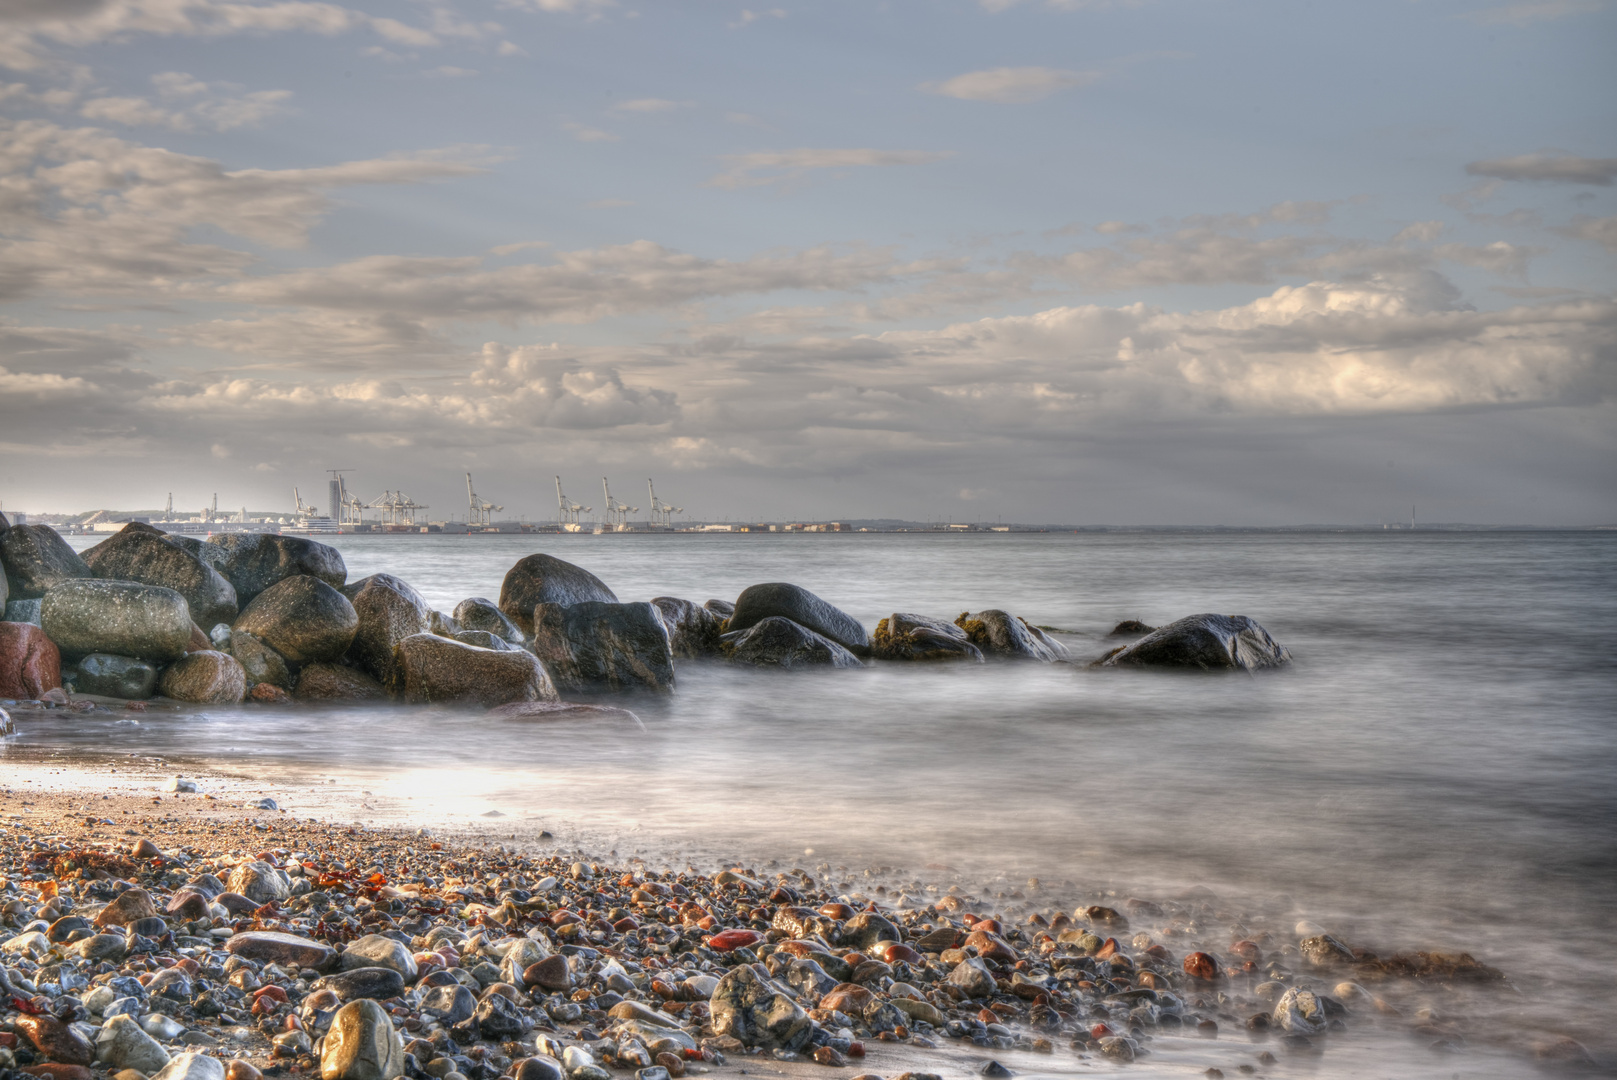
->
[19,529,1617,1073]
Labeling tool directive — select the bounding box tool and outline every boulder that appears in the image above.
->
[427,609,459,638]
[295,662,386,701]
[344,574,431,686]
[5,597,42,625]
[81,523,238,628]
[392,633,556,706]
[207,533,346,604]
[651,597,724,658]
[321,998,404,1080]
[727,583,869,656]
[1098,613,1290,671]
[0,621,62,698]
[41,580,192,662]
[453,629,522,651]
[871,613,984,663]
[708,965,813,1052]
[497,554,617,634]
[1273,987,1328,1035]
[71,653,156,699]
[488,701,644,727]
[528,600,674,694]
[451,597,526,648]
[157,650,246,704]
[955,610,1070,662]
[234,575,359,664]
[1108,620,1156,637]
[229,630,291,689]
[704,598,735,618]
[722,616,862,669]
[0,524,92,599]
[342,934,418,982]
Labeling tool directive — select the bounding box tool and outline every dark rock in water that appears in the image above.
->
[728,583,870,656]
[709,964,813,1051]
[529,600,674,695]
[1,523,93,599]
[81,523,238,628]
[295,662,387,701]
[229,629,291,689]
[704,598,735,618]
[452,597,526,648]
[73,653,157,699]
[344,574,431,686]
[651,597,724,658]
[158,650,247,703]
[393,633,557,706]
[955,610,1070,662]
[488,701,644,727]
[498,554,617,635]
[475,990,530,1037]
[312,967,406,1003]
[723,616,863,669]
[206,533,346,605]
[1108,620,1156,637]
[872,613,984,663]
[453,629,523,651]
[235,575,359,664]
[1298,934,1355,968]
[41,579,192,662]
[1098,613,1290,671]
[0,621,62,698]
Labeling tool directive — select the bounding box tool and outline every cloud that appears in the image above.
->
[1094,221,1145,235]
[1555,214,1617,252]
[729,9,785,29]
[565,122,618,142]
[425,66,478,78]
[1464,0,1606,25]
[922,66,1100,104]
[709,148,953,189]
[1466,153,1617,185]
[79,72,292,131]
[611,98,690,113]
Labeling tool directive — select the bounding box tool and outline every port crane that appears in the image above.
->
[647,478,681,528]
[602,478,637,529]
[293,487,319,518]
[466,472,502,527]
[555,476,590,526]
[368,490,428,526]
[329,470,365,527]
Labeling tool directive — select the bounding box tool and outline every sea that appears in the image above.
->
[13,529,1617,1077]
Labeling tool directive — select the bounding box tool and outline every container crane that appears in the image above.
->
[293,487,319,517]
[555,476,590,526]
[647,478,681,528]
[467,472,502,527]
[368,490,428,527]
[602,477,637,529]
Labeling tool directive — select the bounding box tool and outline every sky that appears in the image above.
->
[0,0,1613,526]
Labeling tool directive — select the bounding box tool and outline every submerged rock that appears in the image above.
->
[529,601,675,695]
[488,700,644,726]
[344,574,432,687]
[0,620,63,698]
[73,653,157,700]
[235,575,359,664]
[727,583,869,656]
[1098,613,1290,671]
[41,579,193,662]
[207,533,347,605]
[295,662,387,701]
[498,554,618,635]
[1,523,92,599]
[954,610,1070,662]
[722,616,862,669]
[650,597,724,658]
[158,650,247,704]
[452,597,527,648]
[872,612,984,663]
[81,523,238,629]
[393,633,557,706]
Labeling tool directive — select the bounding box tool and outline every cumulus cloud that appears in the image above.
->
[708,148,953,189]
[922,66,1100,104]
[1466,153,1617,185]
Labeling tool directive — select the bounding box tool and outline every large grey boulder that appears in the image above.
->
[728,583,869,656]
[41,579,192,662]
[709,965,813,1052]
[453,629,522,651]
[295,662,386,701]
[229,629,291,689]
[235,575,359,664]
[1098,613,1290,671]
[81,523,238,628]
[73,653,159,699]
[343,574,431,686]
[529,600,674,694]
[651,597,724,658]
[723,616,862,669]
[452,597,526,648]
[321,998,405,1080]
[207,532,346,605]
[955,609,1070,662]
[872,612,984,663]
[158,650,247,703]
[497,553,617,635]
[392,633,557,706]
[1,523,92,599]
